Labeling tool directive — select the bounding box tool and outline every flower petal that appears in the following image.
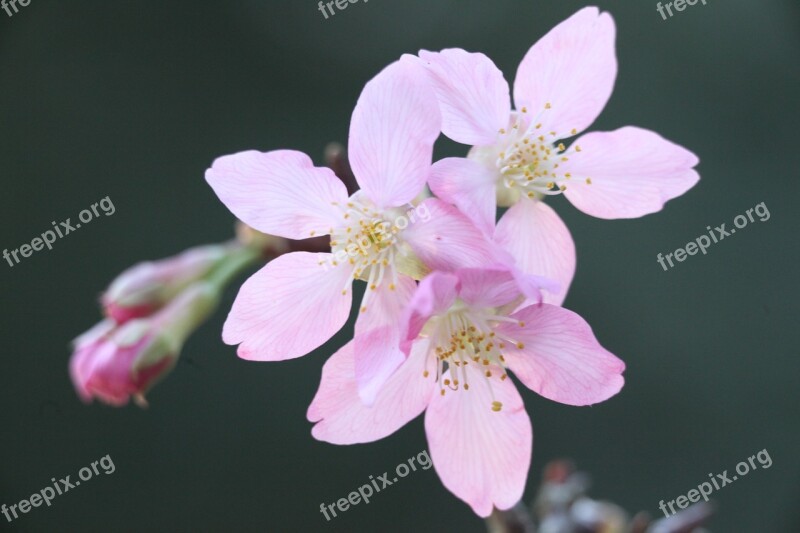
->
[425,364,532,517]
[561,127,700,219]
[494,198,575,306]
[354,274,417,336]
[222,252,353,361]
[403,198,508,273]
[455,267,521,309]
[497,304,625,406]
[514,7,617,137]
[417,48,511,146]
[429,157,499,237]
[400,271,459,355]
[349,59,441,208]
[352,326,407,406]
[205,150,348,240]
[307,338,436,444]
[353,276,417,405]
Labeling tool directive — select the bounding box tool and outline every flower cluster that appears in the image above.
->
[69,6,699,518]
[202,6,699,517]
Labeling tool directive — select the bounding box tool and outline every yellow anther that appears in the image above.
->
[516,342,525,349]
[423,370,429,378]
[586,178,592,185]
[491,401,503,412]
[545,102,552,109]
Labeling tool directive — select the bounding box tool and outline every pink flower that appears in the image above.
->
[205,60,499,400]
[307,266,625,516]
[70,283,220,407]
[416,7,700,305]
[102,243,232,323]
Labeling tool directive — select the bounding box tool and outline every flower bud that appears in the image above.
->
[71,282,221,407]
[102,244,232,323]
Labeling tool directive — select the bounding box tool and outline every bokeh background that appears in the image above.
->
[1,0,798,531]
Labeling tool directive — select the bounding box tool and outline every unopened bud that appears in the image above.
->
[71,281,222,407]
[102,244,232,323]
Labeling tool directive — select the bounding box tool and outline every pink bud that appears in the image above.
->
[102,244,232,323]
[72,282,221,407]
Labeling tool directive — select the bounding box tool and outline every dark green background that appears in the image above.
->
[1,1,798,531]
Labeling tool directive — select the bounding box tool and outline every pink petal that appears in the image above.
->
[307,338,436,444]
[403,198,508,273]
[417,49,511,146]
[353,275,417,404]
[400,271,459,355]
[353,326,407,406]
[455,267,521,309]
[429,157,498,237]
[561,127,700,219]
[513,7,617,137]
[425,364,532,517]
[348,60,441,208]
[206,150,348,240]
[494,198,575,306]
[222,252,353,361]
[497,304,625,406]
[354,274,417,336]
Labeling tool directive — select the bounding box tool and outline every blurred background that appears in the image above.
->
[1,0,798,531]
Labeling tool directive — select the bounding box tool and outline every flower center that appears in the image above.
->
[469,105,592,206]
[322,194,428,312]
[422,302,526,411]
